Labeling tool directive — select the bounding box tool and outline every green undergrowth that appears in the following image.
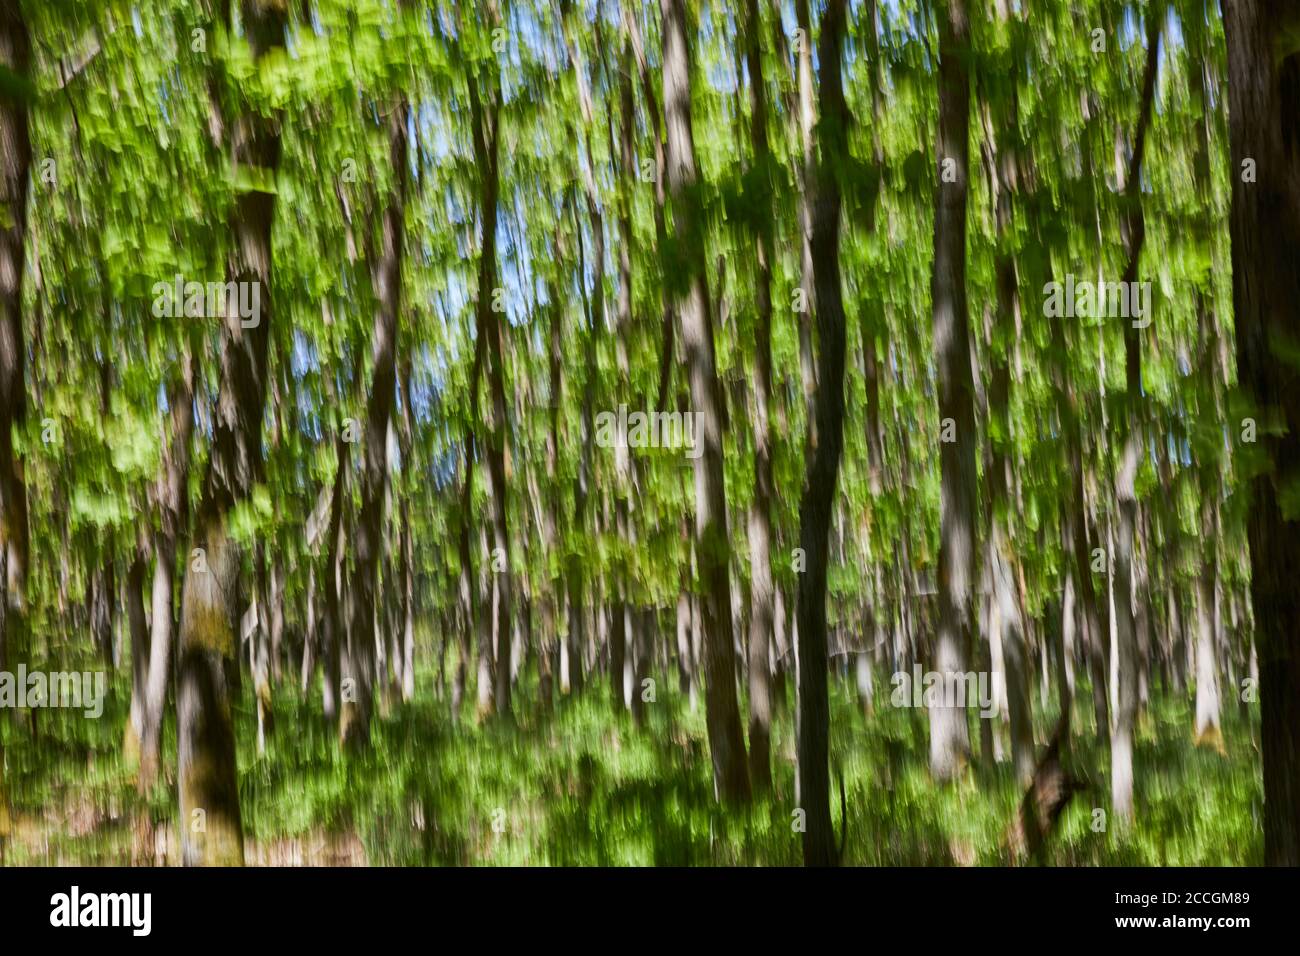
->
[1,644,1262,866]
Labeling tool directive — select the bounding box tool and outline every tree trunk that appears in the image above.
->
[176,0,286,866]
[928,0,975,782]
[124,542,151,763]
[792,0,818,424]
[0,0,29,629]
[340,89,409,746]
[1110,11,1160,825]
[1224,0,1300,866]
[660,0,749,802]
[977,47,1034,784]
[795,0,849,865]
[467,52,512,721]
[399,362,417,703]
[741,0,775,794]
[140,355,195,788]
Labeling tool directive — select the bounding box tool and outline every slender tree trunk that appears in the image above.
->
[977,55,1034,783]
[792,0,818,422]
[1194,530,1223,748]
[1192,58,1225,752]
[340,88,409,746]
[1111,11,1160,824]
[322,432,348,723]
[124,541,151,762]
[928,0,975,782]
[544,283,564,704]
[399,362,416,703]
[622,0,675,413]
[466,50,512,720]
[660,0,749,802]
[741,0,775,794]
[301,562,317,692]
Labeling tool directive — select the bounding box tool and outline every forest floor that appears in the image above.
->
[1,644,1261,866]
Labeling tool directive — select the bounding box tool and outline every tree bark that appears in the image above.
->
[1110,11,1160,824]
[741,0,775,794]
[660,0,749,802]
[795,0,849,865]
[124,540,151,762]
[176,0,286,866]
[1224,0,1300,865]
[0,0,29,629]
[467,45,512,720]
[792,0,818,424]
[928,0,976,782]
[340,87,409,746]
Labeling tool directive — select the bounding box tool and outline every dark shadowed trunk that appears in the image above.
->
[928,0,975,782]
[1224,0,1300,865]
[0,1,29,647]
[124,539,151,761]
[795,0,849,866]
[467,47,512,720]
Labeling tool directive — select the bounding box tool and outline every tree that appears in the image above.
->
[339,3,412,746]
[1109,8,1160,825]
[928,0,976,782]
[741,0,775,794]
[465,1,512,721]
[660,0,748,802]
[139,353,195,788]
[795,0,850,866]
[175,0,287,866]
[0,0,31,852]
[1224,0,1300,866]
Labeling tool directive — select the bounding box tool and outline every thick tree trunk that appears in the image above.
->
[795,0,849,865]
[0,0,29,631]
[176,0,286,866]
[661,0,749,802]
[928,0,975,782]
[1224,0,1300,866]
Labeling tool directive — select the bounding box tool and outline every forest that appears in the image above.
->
[0,0,1297,868]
